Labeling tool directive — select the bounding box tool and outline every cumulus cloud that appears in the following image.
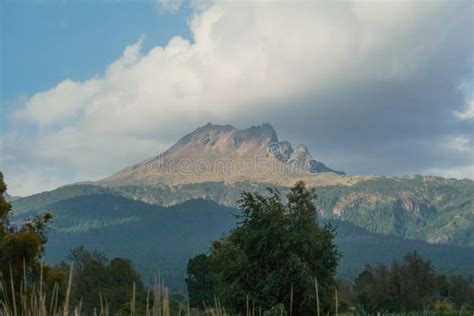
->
[2,0,473,195]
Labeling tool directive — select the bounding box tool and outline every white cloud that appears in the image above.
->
[455,99,474,120]
[448,135,472,152]
[158,0,183,12]
[3,0,472,195]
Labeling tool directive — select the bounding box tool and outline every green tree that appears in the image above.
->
[185,254,215,308]
[445,274,474,309]
[187,181,340,315]
[399,251,437,310]
[61,246,148,314]
[0,172,59,308]
[354,266,375,312]
[354,251,439,312]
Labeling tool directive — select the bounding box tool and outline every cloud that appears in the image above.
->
[158,0,183,12]
[2,0,473,195]
[455,99,474,120]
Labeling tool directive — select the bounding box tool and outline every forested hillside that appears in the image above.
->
[15,193,474,291]
[13,175,474,247]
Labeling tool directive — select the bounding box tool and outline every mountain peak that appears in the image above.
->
[100,123,346,187]
[200,122,236,132]
[173,123,278,153]
[175,123,236,147]
[238,123,278,143]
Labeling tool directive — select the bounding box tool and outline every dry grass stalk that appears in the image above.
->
[314,277,320,316]
[290,283,293,316]
[63,263,74,316]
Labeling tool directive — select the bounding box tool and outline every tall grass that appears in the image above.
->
[0,264,230,316]
[1,263,144,316]
[0,264,76,316]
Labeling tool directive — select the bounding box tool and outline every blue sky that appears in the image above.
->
[1,0,191,107]
[1,0,473,195]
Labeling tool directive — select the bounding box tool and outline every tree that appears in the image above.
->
[399,251,436,310]
[0,172,59,308]
[186,254,215,308]
[187,181,340,315]
[354,251,439,312]
[354,266,376,312]
[60,246,147,314]
[445,274,474,309]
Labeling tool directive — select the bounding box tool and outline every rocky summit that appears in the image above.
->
[99,123,355,187]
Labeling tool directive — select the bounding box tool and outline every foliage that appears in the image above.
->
[187,181,340,314]
[185,254,215,308]
[315,176,474,247]
[0,172,61,311]
[353,251,474,312]
[3,172,474,313]
[58,246,148,314]
[13,176,474,248]
[13,192,474,291]
[263,304,287,316]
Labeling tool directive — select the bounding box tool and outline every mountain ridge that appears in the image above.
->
[9,123,474,249]
[12,176,474,248]
[99,123,348,187]
[14,194,474,289]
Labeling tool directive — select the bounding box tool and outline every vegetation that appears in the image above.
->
[350,252,474,312]
[0,174,181,315]
[315,176,474,247]
[0,172,63,311]
[13,192,474,290]
[1,260,178,316]
[57,246,148,314]
[12,176,474,248]
[187,182,340,314]
[33,195,237,290]
[2,174,474,314]
[11,184,115,215]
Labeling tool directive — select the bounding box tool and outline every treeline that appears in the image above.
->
[337,252,474,313]
[55,247,186,314]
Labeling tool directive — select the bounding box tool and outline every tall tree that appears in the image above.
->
[354,251,438,312]
[187,181,340,315]
[60,246,148,314]
[186,254,215,308]
[399,251,436,310]
[0,172,57,307]
[446,274,474,308]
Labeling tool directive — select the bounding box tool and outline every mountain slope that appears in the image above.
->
[11,179,474,248]
[316,176,474,247]
[10,123,474,247]
[99,123,350,187]
[15,194,474,290]
[11,184,116,215]
[5,192,22,202]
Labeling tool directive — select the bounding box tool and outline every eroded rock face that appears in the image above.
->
[99,123,347,187]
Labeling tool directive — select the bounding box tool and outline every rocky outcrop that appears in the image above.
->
[99,123,348,187]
